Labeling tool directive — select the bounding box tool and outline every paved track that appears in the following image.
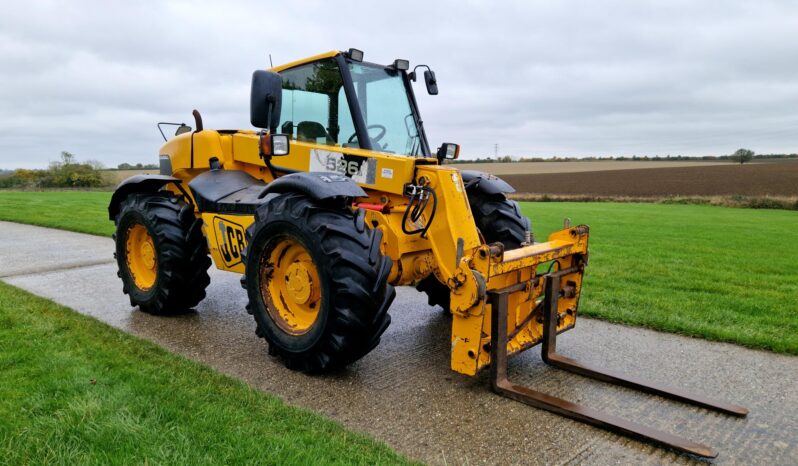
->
[1,220,796,465]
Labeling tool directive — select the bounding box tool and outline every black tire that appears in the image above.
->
[242,193,395,373]
[468,192,531,249]
[113,192,212,315]
[416,192,531,311]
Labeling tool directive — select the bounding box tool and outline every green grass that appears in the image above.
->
[523,202,798,354]
[1,191,796,354]
[0,281,413,465]
[0,191,113,236]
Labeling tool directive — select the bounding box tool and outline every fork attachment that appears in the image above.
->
[488,270,748,459]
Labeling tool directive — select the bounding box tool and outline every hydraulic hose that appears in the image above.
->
[402,185,437,238]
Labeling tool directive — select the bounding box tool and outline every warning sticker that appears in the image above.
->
[451,172,462,192]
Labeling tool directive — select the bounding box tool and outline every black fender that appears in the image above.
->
[459,170,515,196]
[259,172,367,201]
[108,174,182,220]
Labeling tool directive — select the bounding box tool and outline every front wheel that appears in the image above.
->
[243,193,395,373]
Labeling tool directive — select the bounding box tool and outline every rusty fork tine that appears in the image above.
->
[542,353,748,417]
[493,378,719,458]
[540,275,748,417]
[488,282,740,459]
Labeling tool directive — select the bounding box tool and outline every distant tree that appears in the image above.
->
[85,159,105,170]
[732,148,754,165]
[61,151,76,166]
[117,163,133,170]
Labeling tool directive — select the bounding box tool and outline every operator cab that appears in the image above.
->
[270,49,443,159]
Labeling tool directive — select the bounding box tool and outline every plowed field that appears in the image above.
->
[500,159,798,197]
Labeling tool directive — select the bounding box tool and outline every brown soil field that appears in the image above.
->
[500,159,798,197]
[452,160,729,175]
[101,169,158,185]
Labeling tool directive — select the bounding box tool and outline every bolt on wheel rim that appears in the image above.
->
[261,237,322,335]
[125,223,157,290]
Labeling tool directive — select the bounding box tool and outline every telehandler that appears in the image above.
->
[110,49,746,457]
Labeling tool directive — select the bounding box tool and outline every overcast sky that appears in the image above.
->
[1,0,797,169]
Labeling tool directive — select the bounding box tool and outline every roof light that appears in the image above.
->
[393,59,409,71]
[347,48,364,62]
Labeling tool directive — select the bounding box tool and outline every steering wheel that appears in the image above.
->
[347,124,387,145]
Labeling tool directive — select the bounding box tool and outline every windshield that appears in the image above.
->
[276,58,425,156]
[348,62,423,156]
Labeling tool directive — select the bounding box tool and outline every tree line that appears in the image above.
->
[451,150,795,164]
[0,152,109,188]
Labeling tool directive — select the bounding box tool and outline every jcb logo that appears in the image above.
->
[213,217,247,267]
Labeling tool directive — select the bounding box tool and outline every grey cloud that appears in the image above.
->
[1,0,796,168]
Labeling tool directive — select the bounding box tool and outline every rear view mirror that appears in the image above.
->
[251,70,283,131]
[175,124,192,136]
[424,70,438,95]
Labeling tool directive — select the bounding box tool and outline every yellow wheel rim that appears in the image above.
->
[261,237,322,335]
[125,223,157,290]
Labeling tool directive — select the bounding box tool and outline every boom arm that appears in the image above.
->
[413,165,588,375]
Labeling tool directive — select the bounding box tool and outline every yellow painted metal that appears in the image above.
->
[125,223,157,290]
[261,237,322,335]
[413,166,480,281]
[270,50,340,72]
[450,227,589,375]
[191,131,227,169]
[163,131,421,199]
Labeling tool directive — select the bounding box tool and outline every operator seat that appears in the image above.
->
[297,121,332,144]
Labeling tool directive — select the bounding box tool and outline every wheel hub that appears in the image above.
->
[261,237,322,335]
[125,223,157,290]
[140,240,156,270]
[285,262,313,304]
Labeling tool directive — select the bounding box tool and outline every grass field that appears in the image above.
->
[525,202,798,353]
[0,281,412,465]
[0,191,796,354]
[0,191,113,236]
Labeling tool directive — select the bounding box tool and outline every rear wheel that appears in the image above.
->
[113,192,212,314]
[243,193,395,373]
[416,192,531,311]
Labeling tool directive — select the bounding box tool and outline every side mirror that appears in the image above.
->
[251,70,283,131]
[260,132,291,158]
[424,70,438,95]
[174,124,192,136]
[436,142,459,162]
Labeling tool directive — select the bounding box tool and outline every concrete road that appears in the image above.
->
[1,220,796,465]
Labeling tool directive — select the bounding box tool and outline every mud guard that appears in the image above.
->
[259,172,367,201]
[460,170,515,196]
[108,174,182,220]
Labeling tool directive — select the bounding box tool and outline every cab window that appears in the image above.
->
[348,63,422,156]
[278,59,358,148]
